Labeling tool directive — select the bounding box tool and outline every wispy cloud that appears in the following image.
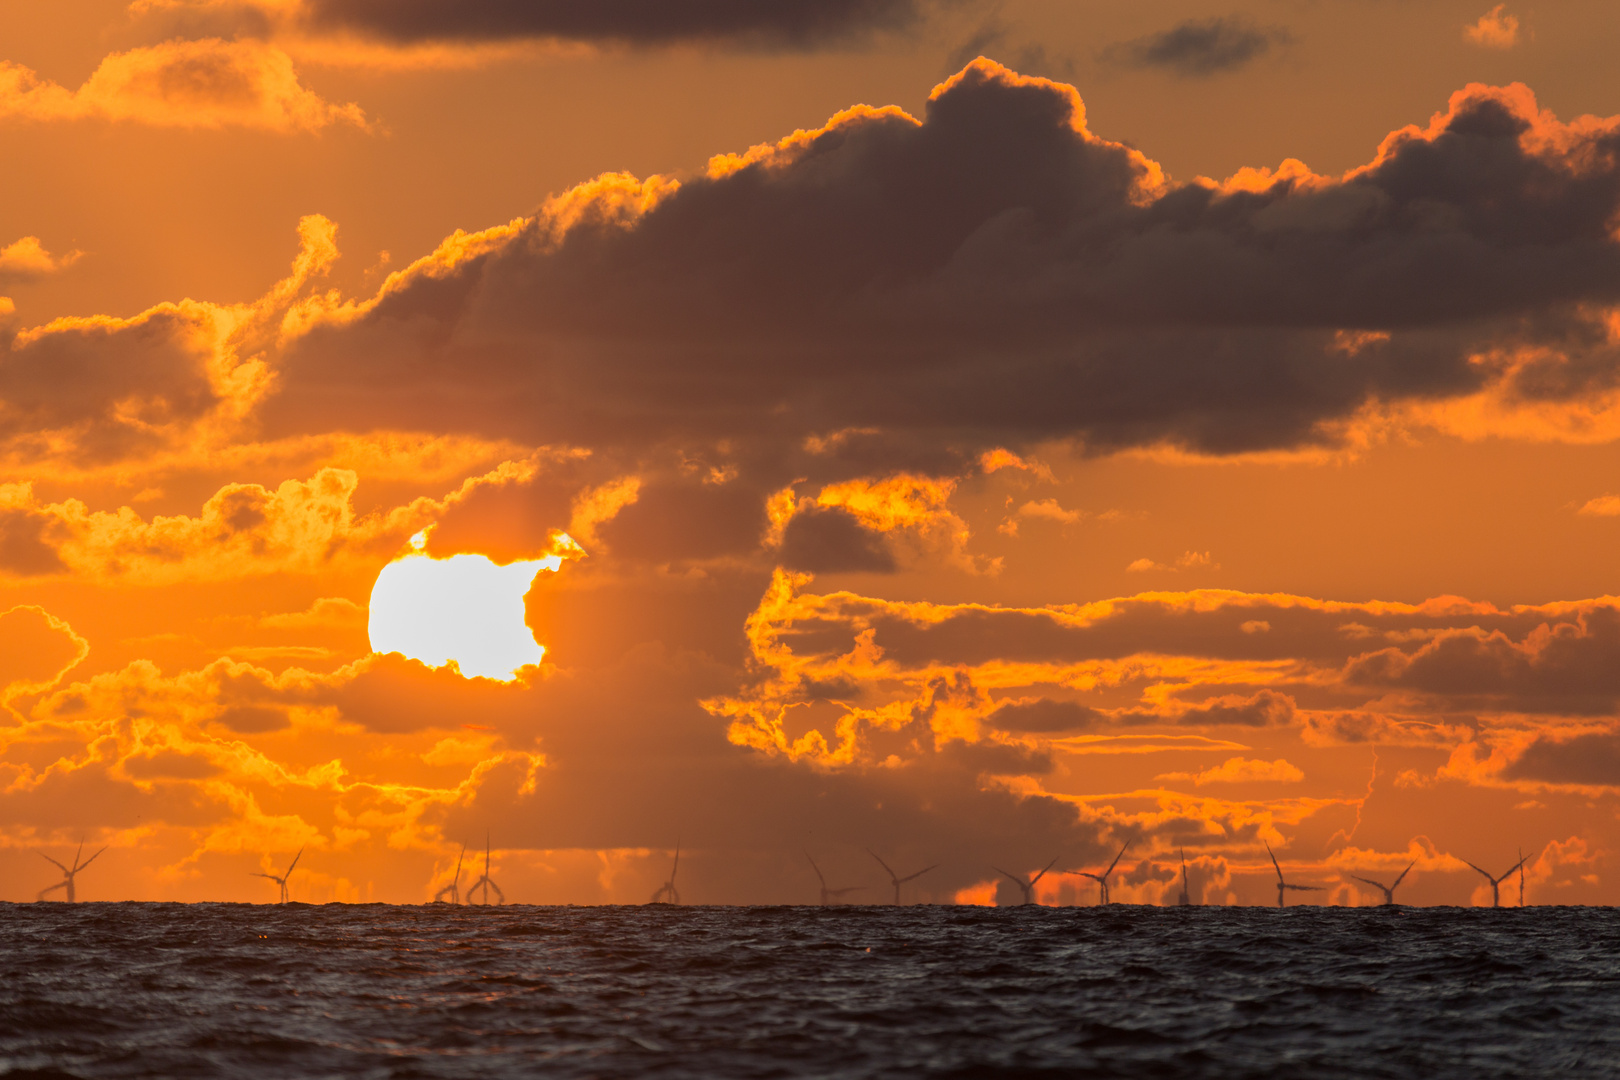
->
[1102,16,1292,77]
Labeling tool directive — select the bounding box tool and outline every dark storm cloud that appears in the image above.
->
[1504,730,1620,787]
[777,507,896,573]
[1346,606,1620,716]
[300,0,927,47]
[1101,16,1292,77]
[263,62,1620,461]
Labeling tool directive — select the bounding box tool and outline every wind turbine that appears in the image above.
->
[1077,840,1131,905]
[806,853,864,905]
[867,849,937,905]
[1265,843,1325,908]
[1463,855,1528,908]
[36,842,106,903]
[650,841,681,904]
[467,834,504,905]
[993,856,1059,906]
[433,844,466,904]
[1519,847,1526,907]
[1177,849,1192,906]
[250,847,304,904]
[1349,861,1414,906]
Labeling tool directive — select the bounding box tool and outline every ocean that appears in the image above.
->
[1,903,1615,1078]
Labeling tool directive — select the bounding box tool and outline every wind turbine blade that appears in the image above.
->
[285,848,303,877]
[1031,855,1060,885]
[1264,843,1284,884]
[898,864,937,884]
[1391,861,1415,889]
[250,873,282,882]
[1504,855,1528,878]
[73,841,84,871]
[1284,884,1326,892]
[490,880,505,904]
[1461,859,1493,881]
[992,866,1023,886]
[867,849,898,882]
[1105,840,1131,877]
[672,841,680,882]
[37,852,67,873]
[806,854,826,887]
[37,882,66,901]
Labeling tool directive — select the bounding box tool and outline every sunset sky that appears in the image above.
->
[6,0,1620,907]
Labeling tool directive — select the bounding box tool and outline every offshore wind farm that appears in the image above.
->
[8,0,1620,1074]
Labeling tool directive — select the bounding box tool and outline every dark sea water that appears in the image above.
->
[1,903,1616,1079]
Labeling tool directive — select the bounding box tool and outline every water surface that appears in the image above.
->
[1,903,1614,1078]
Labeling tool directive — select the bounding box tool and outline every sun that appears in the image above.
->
[367,531,567,680]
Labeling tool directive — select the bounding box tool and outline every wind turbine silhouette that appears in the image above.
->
[1265,843,1325,908]
[650,841,681,904]
[467,834,504,905]
[1177,849,1192,906]
[993,856,1059,906]
[36,842,106,903]
[433,845,466,904]
[250,848,303,904]
[806,853,864,905]
[1349,861,1414,906]
[867,850,937,905]
[1518,847,1526,907]
[1464,855,1528,908]
[1078,840,1131,905]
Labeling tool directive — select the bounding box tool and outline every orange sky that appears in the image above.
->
[4,0,1620,908]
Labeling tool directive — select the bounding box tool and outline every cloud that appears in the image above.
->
[0,237,79,281]
[1101,16,1292,77]
[0,39,367,131]
[1127,551,1215,573]
[0,606,89,706]
[1157,756,1304,785]
[133,0,931,52]
[1465,6,1520,50]
[298,0,926,49]
[246,64,1620,467]
[1502,730,1620,787]
[1578,494,1620,516]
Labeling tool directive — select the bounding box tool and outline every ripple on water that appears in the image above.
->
[1,904,1618,1079]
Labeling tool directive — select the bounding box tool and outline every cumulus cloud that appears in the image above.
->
[1101,16,1292,77]
[0,39,367,131]
[1465,5,1520,50]
[0,237,79,281]
[239,63,1620,468]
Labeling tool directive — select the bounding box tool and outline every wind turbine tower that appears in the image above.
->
[1177,849,1192,906]
[806,853,864,905]
[250,848,304,904]
[468,834,504,905]
[993,856,1059,906]
[650,842,682,904]
[434,845,466,904]
[1078,840,1131,905]
[867,850,937,905]
[1464,855,1528,908]
[1349,861,1415,906]
[1265,843,1325,908]
[36,842,107,903]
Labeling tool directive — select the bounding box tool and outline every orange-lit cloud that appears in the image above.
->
[0,237,79,280]
[1157,756,1304,786]
[1465,6,1520,50]
[0,38,366,131]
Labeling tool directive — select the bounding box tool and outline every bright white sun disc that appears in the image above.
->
[367,552,549,680]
